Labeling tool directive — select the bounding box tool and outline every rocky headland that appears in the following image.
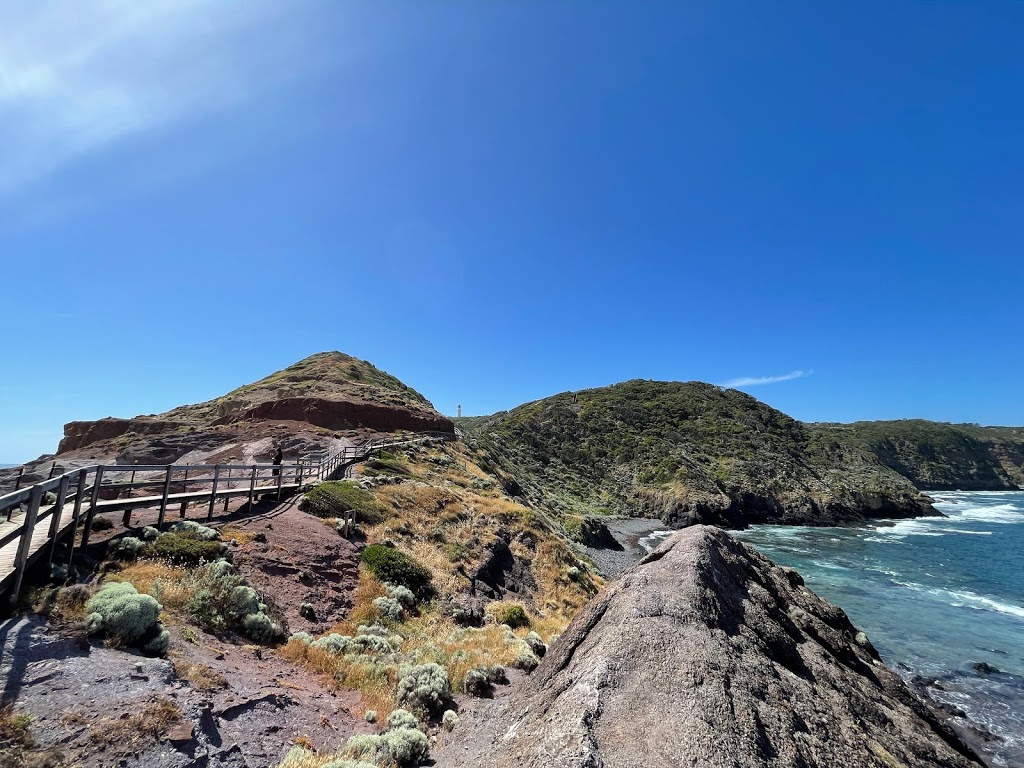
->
[459,380,942,533]
[0,355,1017,767]
[437,526,984,768]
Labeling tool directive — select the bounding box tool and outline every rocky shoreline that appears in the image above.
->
[438,526,985,767]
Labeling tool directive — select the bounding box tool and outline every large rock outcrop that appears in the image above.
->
[439,526,982,768]
[212,396,454,434]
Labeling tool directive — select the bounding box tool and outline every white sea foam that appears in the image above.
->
[939,590,1024,620]
[951,505,1024,524]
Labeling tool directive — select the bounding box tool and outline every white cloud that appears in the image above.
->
[0,0,320,194]
[721,370,814,388]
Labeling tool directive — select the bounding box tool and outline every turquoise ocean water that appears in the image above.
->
[644,491,1024,767]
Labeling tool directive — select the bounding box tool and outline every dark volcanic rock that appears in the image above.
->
[438,526,983,768]
[579,517,624,550]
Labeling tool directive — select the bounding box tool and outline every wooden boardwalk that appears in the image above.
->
[0,432,452,608]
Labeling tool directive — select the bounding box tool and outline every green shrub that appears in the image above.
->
[299,602,316,621]
[91,516,114,531]
[364,710,377,724]
[85,582,167,655]
[140,526,160,541]
[525,630,547,657]
[360,546,433,598]
[289,631,313,644]
[385,584,416,611]
[496,603,529,629]
[342,728,428,768]
[395,663,452,717]
[386,709,419,730]
[150,533,225,565]
[442,709,459,731]
[168,520,220,540]
[464,664,507,696]
[299,481,386,523]
[311,632,394,655]
[107,536,147,561]
[512,647,540,672]
[373,596,404,623]
[186,573,284,643]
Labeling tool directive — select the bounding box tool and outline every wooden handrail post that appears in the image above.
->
[46,474,71,566]
[14,467,24,491]
[276,464,284,501]
[81,466,105,548]
[9,485,44,609]
[48,461,57,479]
[180,467,190,518]
[223,468,231,512]
[156,465,174,530]
[248,466,257,509]
[207,465,221,521]
[66,469,88,567]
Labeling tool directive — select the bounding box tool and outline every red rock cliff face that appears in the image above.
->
[58,418,187,454]
[214,397,455,435]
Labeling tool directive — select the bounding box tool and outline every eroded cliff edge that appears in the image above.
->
[437,526,983,768]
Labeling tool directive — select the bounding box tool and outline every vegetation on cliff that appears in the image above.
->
[810,420,1024,490]
[459,380,935,530]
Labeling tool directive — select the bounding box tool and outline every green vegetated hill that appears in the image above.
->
[459,380,936,531]
[163,351,439,423]
[810,420,1024,491]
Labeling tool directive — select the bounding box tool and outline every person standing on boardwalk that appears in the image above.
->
[272,446,283,477]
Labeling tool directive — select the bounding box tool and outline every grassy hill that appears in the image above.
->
[163,351,439,424]
[810,420,1024,490]
[458,380,934,532]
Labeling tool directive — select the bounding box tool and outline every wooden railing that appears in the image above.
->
[0,431,454,608]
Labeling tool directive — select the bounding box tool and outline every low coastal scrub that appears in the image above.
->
[106,522,226,567]
[85,582,169,655]
[278,706,428,768]
[186,568,284,643]
[104,559,285,645]
[360,546,433,599]
[299,481,386,523]
[490,602,529,629]
[395,663,452,717]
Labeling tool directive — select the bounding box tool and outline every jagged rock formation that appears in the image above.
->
[438,526,983,768]
[462,380,937,529]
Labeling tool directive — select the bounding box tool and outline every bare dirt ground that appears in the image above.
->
[1,497,374,768]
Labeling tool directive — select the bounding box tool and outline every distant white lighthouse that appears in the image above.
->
[457,403,462,418]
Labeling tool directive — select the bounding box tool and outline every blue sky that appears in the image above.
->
[1,1,1022,462]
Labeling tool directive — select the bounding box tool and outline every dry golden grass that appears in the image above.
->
[277,746,347,768]
[88,698,182,750]
[0,706,33,748]
[325,570,387,636]
[104,561,197,611]
[279,639,398,717]
[219,525,258,546]
[170,654,227,692]
[400,614,529,691]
